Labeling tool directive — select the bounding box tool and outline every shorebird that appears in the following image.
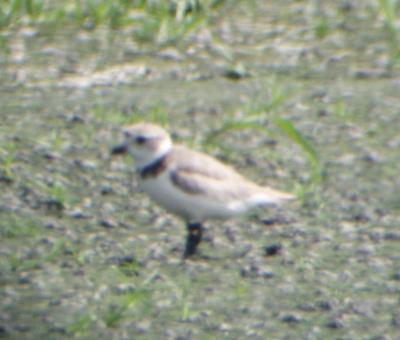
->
[112,123,295,258]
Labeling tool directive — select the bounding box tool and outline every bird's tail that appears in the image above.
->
[248,187,295,207]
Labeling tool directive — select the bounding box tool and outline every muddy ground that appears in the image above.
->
[1,1,400,339]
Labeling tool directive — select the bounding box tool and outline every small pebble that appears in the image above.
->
[44,222,64,231]
[99,218,118,229]
[260,218,279,226]
[109,255,136,266]
[100,185,113,195]
[260,271,274,279]
[65,209,89,219]
[0,173,13,184]
[384,232,400,241]
[391,272,400,281]
[281,314,301,323]
[392,312,400,327]
[318,300,333,311]
[325,320,344,329]
[297,303,316,312]
[66,115,84,123]
[49,326,67,334]
[135,320,151,334]
[264,243,282,256]
[18,275,30,284]
[41,198,64,211]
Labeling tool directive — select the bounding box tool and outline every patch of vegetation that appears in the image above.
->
[314,16,330,39]
[0,212,41,238]
[6,239,69,271]
[102,286,153,328]
[375,0,400,67]
[0,140,17,181]
[67,314,93,337]
[273,116,321,184]
[178,278,198,321]
[0,0,232,44]
[203,79,321,193]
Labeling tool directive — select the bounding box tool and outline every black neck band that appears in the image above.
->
[139,153,168,178]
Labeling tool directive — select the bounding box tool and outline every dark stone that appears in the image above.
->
[318,300,333,311]
[49,299,61,306]
[260,218,279,226]
[281,314,301,323]
[41,198,64,211]
[240,266,256,278]
[352,213,369,222]
[260,271,274,279]
[0,172,13,184]
[42,151,58,160]
[18,276,30,284]
[297,303,316,312]
[99,218,118,229]
[264,244,282,256]
[384,232,400,241]
[110,255,136,266]
[111,143,128,155]
[325,320,344,329]
[392,311,400,327]
[317,109,328,117]
[61,261,73,268]
[50,326,67,334]
[100,185,113,195]
[65,209,89,219]
[15,324,30,332]
[391,272,400,281]
[44,222,57,230]
[67,115,84,123]
[339,1,354,12]
[223,67,251,80]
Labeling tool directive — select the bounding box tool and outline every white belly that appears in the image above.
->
[139,171,245,222]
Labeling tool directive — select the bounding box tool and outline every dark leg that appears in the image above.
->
[183,222,203,258]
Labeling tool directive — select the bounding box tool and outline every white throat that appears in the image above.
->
[133,138,172,169]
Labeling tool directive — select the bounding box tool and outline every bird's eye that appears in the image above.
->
[135,136,147,145]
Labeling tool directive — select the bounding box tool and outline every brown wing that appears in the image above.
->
[168,145,294,204]
[170,145,245,181]
[169,146,262,202]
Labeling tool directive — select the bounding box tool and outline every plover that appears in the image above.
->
[112,123,295,258]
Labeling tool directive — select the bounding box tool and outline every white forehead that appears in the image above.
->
[123,123,169,139]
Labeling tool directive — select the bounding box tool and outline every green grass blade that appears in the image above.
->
[273,116,322,182]
[204,121,268,147]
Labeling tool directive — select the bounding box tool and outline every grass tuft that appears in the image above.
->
[203,79,289,148]
[0,141,17,180]
[202,80,321,187]
[314,16,330,39]
[68,314,93,337]
[103,287,152,327]
[5,239,71,271]
[0,0,229,46]
[376,0,400,67]
[104,304,126,328]
[0,212,41,238]
[272,116,322,183]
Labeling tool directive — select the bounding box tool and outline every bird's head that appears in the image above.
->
[112,123,172,167]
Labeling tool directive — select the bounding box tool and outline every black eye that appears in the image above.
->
[135,136,146,144]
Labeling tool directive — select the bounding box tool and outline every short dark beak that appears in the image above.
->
[111,143,128,155]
